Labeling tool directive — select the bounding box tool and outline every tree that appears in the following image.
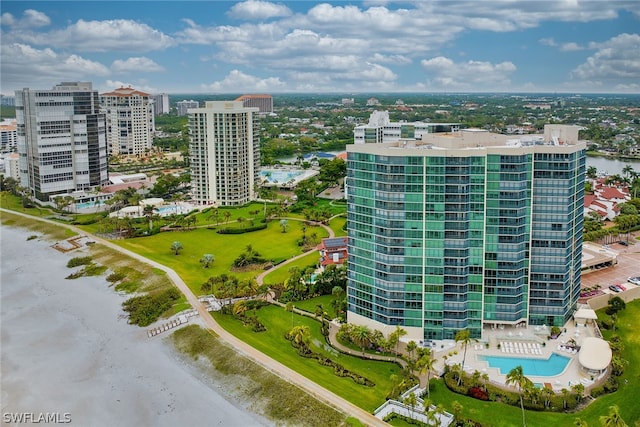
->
[403,392,417,419]
[208,207,220,226]
[599,405,628,427]
[143,204,156,232]
[222,210,232,224]
[574,419,588,427]
[285,301,295,328]
[200,253,214,268]
[587,166,598,179]
[454,329,476,385]
[405,340,417,361]
[280,219,289,233]
[506,365,532,427]
[288,325,311,351]
[232,300,248,318]
[353,325,372,355]
[561,388,571,409]
[389,325,407,360]
[607,296,626,315]
[418,352,436,399]
[572,383,585,404]
[170,241,183,255]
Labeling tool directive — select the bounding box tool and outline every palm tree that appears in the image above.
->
[389,325,407,359]
[232,300,247,318]
[142,204,156,232]
[572,383,585,404]
[280,219,289,233]
[451,401,463,425]
[405,340,417,360]
[599,405,628,427]
[208,207,220,226]
[285,301,295,328]
[170,241,183,255]
[574,418,588,427]
[222,210,232,224]
[454,329,476,385]
[506,365,532,427]
[353,325,372,355]
[200,253,214,268]
[288,325,311,351]
[403,392,417,419]
[418,352,436,399]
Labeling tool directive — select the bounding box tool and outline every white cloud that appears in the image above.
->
[420,56,517,90]
[370,53,412,65]
[571,33,640,81]
[559,42,583,52]
[0,12,16,26]
[1,43,109,92]
[18,19,174,52]
[111,57,164,73]
[227,1,292,20]
[202,69,286,92]
[0,9,49,28]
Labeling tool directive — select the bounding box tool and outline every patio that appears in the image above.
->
[426,319,607,393]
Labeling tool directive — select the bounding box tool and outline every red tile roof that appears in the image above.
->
[101,87,150,97]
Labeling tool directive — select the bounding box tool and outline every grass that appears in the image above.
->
[112,219,328,295]
[292,294,339,320]
[171,325,349,426]
[212,304,403,412]
[262,251,320,285]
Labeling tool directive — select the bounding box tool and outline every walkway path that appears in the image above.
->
[0,209,387,427]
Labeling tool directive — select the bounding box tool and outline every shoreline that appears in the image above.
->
[1,224,271,426]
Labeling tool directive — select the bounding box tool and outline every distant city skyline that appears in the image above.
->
[1,1,639,95]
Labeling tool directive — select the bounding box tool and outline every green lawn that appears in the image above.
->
[212,304,402,412]
[262,251,320,285]
[293,294,338,320]
[113,220,328,294]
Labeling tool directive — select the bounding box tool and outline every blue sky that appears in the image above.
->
[1,1,639,95]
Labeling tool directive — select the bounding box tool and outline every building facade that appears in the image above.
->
[0,119,17,152]
[101,87,155,156]
[151,93,170,115]
[346,125,585,341]
[235,94,273,114]
[15,82,109,201]
[354,111,461,144]
[177,100,199,116]
[188,101,260,206]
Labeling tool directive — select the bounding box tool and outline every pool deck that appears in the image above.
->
[426,321,604,393]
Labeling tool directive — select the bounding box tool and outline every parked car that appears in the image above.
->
[618,241,629,246]
[628,276,640,285]
[609,285,622,293]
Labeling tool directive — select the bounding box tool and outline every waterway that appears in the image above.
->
[586,156,640,176]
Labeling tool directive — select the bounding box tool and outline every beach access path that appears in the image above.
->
[1,209,387,427]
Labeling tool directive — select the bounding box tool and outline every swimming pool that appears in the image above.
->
[259,169,305,184]
[75,201,104,210]
[259,168,319,187]
[480,353,571,377]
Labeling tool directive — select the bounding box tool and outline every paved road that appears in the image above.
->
[0,209,387,427]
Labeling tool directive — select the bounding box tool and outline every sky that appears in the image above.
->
[1,1,639,95]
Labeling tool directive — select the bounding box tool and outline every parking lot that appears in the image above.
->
[581,240,640,294]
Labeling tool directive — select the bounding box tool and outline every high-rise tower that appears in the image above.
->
[188,101,260,206]
[346,125,585,340]
[15,82,109,202]
[100,87,155,156]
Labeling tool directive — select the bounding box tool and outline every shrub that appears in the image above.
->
[106,271,126,283]
[67,256,93,268]
[468,386,489,401]
[122,287,181,326]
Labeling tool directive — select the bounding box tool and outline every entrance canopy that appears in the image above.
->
[578,337,612,371]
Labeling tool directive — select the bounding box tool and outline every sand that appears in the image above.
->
[0,225,271,427]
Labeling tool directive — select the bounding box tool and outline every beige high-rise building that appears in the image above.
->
[188,101,260,206]
[101,87,155,156]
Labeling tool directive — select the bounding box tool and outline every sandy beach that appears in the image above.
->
[1,225,271,426]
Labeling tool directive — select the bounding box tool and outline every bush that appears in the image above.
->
[468,386,489,401]
[122,287,182,326]
[67,256,93,268]
[106,271,126,283]
[217,224,267,234]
